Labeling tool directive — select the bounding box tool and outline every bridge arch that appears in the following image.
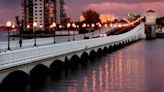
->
[97,48,103,57]
[69,55,81,69]
[89,50,97,60]
[80,52,89,65]
[50,60,64,77]
[108,45,113,52]
[103,46,108,54]
[29,64,49,85]
[123,41,126,45]
[64,56,70,70]
[128,39,131,43]
[1,70,29,91]
[81,52,89,61]
[112,44,118,51]
[125,40,128,44]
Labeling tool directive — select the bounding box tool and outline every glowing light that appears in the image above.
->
[67,23,71,28]
[59,25,62,28]
[72,23,76,28]
[52,22,56,28]
[99,24,102,28]
[33,22,37,27]
[110,24,113,27]
[27,25,30,29]
[82,23,86,28]
[91,24,95,28]
[40,25,43,28]
[50,25,53,28]
[12,25,15,29]
[104,24,108,27]
[6,21,12,27]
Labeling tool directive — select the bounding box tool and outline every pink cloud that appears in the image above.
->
[86,2,164,17]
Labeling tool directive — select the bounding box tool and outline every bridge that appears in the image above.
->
[0,23,145,90]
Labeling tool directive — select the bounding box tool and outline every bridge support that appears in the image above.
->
[145,25,156,39]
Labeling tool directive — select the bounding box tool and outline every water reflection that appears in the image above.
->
[98,65,103,92]
[27,40,164,92]
[82,76,88,92]
[92,70,97,92]
[67,80,77,92]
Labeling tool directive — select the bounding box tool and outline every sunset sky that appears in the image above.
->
[0,0,164,24]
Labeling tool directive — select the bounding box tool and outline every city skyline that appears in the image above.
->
[0,0,164,24]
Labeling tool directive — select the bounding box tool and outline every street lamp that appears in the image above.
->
[52,22,56,43]
[6,21,12,50]
[72,23,76,41]
[110,24,113,28]
[59,25,62,29]
[91,23,95,38]
[59,25,62,35]
[12,24,15,29]
[67,23,71,41]
[104,24,108,32]
[12,24,15,40]
[82,23,87,38]
[87,24,90,28]
[33,22,37,46]
[98,23,102,34]
[27,24,30,31]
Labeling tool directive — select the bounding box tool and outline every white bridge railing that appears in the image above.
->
[0,23,145,70]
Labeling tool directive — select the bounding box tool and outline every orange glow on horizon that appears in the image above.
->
[80,13,117,23]
[99,14,116,23]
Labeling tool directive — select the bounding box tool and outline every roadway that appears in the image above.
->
[0,27,111,52]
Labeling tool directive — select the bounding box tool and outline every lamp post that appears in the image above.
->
[67,23,71,41]
[52,22,56,43]
[98,23,102,35]
[59,25,62,35]
[33,22,37,46]
[12,24,15,29]
[12,24,15,40]
[82,23,86,38]
[72,23,76,41]
[91,24,95,38]
[6,21,12,50]
[104,24,108,32]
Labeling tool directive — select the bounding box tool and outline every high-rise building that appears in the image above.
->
[22,0,34,31]
[54,0,66,24]
[22,0,65,32]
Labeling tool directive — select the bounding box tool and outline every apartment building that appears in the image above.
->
[22,0,65,31]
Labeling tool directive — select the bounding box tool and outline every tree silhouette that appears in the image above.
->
[156,17,164,27]
[82,9,100,24]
